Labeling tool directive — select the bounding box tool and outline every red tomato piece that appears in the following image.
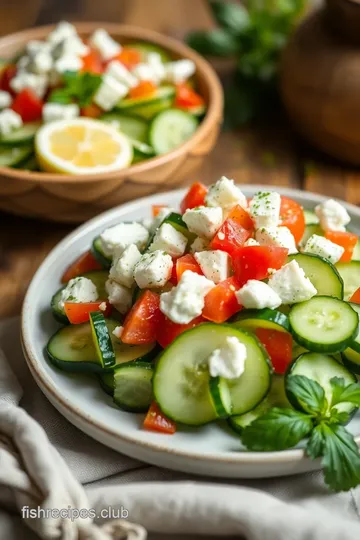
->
[210,219,251,255]
[61,250,102,283]
[176,254,203,282]
[129,80,157,100]
[280,196,305,244]
[81,50,103,74]
[180,182,208,214]
[169,261,178,285]
[325,230,358,262]
[11,88,43,122]
[0,65,16,94]
[232,246,289,285]
[203,276,242,323]
[64,302,111,324]
[227,204,254,231]
[143,401,176,434]
[256,328,292,375]
[175,83,205,109]
[157,314,205,349]
[152,204,167,217]
[111,47,141,70]
[350,287,360,304]
[80,103,102,118]
[121,290,161,344]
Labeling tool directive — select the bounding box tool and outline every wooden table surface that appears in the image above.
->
[0,0,359,319]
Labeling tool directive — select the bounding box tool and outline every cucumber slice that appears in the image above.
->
[209,376,232,417]
[288,253,343,299]
[100,113,148,143]
[163,212,196,244]
[289,296,358,353]
[0,145,33,167]
[336,261,360,300]
[299,224,323,247]
[131,139,155,158]
[342,348,360,375]
[0,122,40,146]
[92,237,112,268]
[232,308,290,333]
[304,210,319,226]
[89,312,116,369]
[17,154,39,171]
[98,371,114,396]
[149,108,199,155]
[130,42,172,63]
[287,352,357,415]
[153,324,271,425]
[349,302,360,354]
[116,85,175,119]
[113,361,153,412]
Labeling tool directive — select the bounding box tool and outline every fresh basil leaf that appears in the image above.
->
[47,89,72,104]
[77,72,102,107]
[208,1,251,34]
[330,377,360,409]
[286,375,327,416]
[328,409,351,425]
[241,408,313,451]
[306,423,325,459]
[187,29,239,56]
[48,72,102,108]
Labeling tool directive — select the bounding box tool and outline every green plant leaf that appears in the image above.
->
[306,423,325,459]
[286,375,327,416]
[187,29,239,56]
[208,0,251,34]
[330,377,360,409]
[48,71,102,108]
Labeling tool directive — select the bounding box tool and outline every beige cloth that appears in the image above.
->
[1,317,360,540]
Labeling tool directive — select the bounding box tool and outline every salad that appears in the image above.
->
[47,177,360,491]
[0,21,205,174]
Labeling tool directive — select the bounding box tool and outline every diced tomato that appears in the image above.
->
[11,88,43,122]
[61,250,102,283]
[203,276,242,323]
[129,80,157,100]
[80,103,102,118]
[232,246,288,285]
[280,197,305,244]
[175,83,205,109]
[157,314,205,349]
[227,204,254,231]
[169,262,178,285]
[81,49,103,74]
[256,328,292,375]
[325,230,358,262]
[143,401,176,434]
[64,302,111,324]
[110,47,141,70]
[0,65,16,94]
[210,219,251,255]
[180,182,208,214]
[176,253,203,282]
[121,290,161,345]
[350,287,360,304]
[152,204,167,217]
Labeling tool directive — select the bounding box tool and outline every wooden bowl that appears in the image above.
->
[0,22,223,222]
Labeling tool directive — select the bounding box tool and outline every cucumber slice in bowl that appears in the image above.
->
[0,145,33,167]
[98,371,114,396]
[90,312,116,369]
[288,253,343,299]
[232,308,290,332]
[130,42,172,63]
[149,108,199,155]
[113,361,153,412]
[349,302,360,354]
[209,376,232,417]
[100,113,148,143]
[336,261,360,300]
[116,85,175,119]
[92,237,112,268]
[342,348,360,375]
[289,296,358,353]
[0,122,40,145]
[303,210,319,226]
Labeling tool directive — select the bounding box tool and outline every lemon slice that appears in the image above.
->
[35,118,133,175]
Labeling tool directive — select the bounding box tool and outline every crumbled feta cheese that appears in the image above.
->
[235,280,282,309]
[149,223,187,258]
[315,199,350,232]
[160,270,214,324]
[244,238,259,247]
[47,21,77,45]
[134,250,173,289]
[59,276,98,309]
[112,325,124,339]
[183,206,223,239]
[42,103,80,123]
[54,54,83,74]
[205,176,247,212]
[100,222,149,258]
[195,250,231,284]
[132,63,159,85]
[255,226,298,254]
[0,109,22,136]
[28,50,53,74]
[165,59,196,84]
[105,279,132,314]
[53,35,89,59]
[208,336,247,380]
[99,301,107,311]
[190,237,209,253]
[109,243,142,288]
[10,72,48,98]
[268,260,317,304]
[304,234,344,264]
[0,91,12,109]
[93,75,128,111]
[148,53,166,82]
[89,29,121,61]
[105,60,138,88]
[27,40,51,55]
[249,191,281,229]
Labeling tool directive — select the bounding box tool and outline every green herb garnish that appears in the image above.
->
[48,71,102,108]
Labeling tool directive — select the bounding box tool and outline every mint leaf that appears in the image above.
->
[286,375,327,416]
[306,424,325,459]
[48,71,102,108]
[187,29,239,56]
[328,409,351,425]
[330,377,360,409]
[241,408,313,451]
[208,1,251,34]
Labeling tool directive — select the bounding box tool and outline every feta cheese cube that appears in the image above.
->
[134,250,173,289]
[268,260,317,304]
[28,50,53,74]
[93,75,128,111]
[27,40,51,55]
[112,325,124,339]
[205,176,247,212]
[244,238,259,247]
[109,243,142,288]
[42,103,80,123]
[249,191,281,229]
[105,60,138,88]
[148,53,166,83]
[315,199,350,232]
[47,21,77,45]
[105,279,132,314]
[195,250,231,284]
[149,223,188,258]
[165,59,196,84]
[53,35,89,59]
[132,63,159,85]
[0,109,22,136]
[54,54,83,74]
[160,270,214,324]
[183,206,223,240]
[100,222,149,258]
[304,234,344,264]
[10,72,48,99]
[0,91,12,109]
[190,237,209,253]
[255,226,298,254]
[235,280,281,309]
[59,276,98,309]
[89,29,121,61]
[208,336,247,379]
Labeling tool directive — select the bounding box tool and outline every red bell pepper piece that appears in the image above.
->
[350,287,360,304]
[256,328,292,375]
[157,314,205,349]
[202,276,242,323]
[176,253,203,282]
[11,88,43,122]
[61,250,102,283]
[210,219,251,255]
[325,230,358,262]
[64,302,111,324]
[121,290,161,344]
[143,402,176,434]
[81,49,103,74]
[227,204,254,231]
[232,246,288,285]
[180,182,208,214]
[175,83,205,109]
[110,47,141,70]
[280,196,305,244]
[129,80,157,100]
[152,204,167,217]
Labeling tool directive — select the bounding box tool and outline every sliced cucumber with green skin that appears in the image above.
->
[289,296,358,353]
[288,253,343,299]
[209,376,232,417]
[90,312,116,369]
[232,308,290,333]
[16,154,39,171]
[116,85,176,119]
[342,348,360,375]
[98,371,114,396]
[131,139,155,158]
[113,361,153,412]
[100,113,148,143]
[0,145,33,167]
[0,122,40,146]
[349,302,360,354]
[105,340,159,371]
[130,42,172,63]
[304,210,319,226]
[335,261,360,300]
[286,352,357,416]
[92,237,112,268]
[299,224,323,248]
[149,108,199,155]
[163,212,196,244]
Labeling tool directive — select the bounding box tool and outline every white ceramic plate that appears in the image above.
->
[21,186,360,479]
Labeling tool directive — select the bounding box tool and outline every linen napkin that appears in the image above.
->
[1,317,360,540]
